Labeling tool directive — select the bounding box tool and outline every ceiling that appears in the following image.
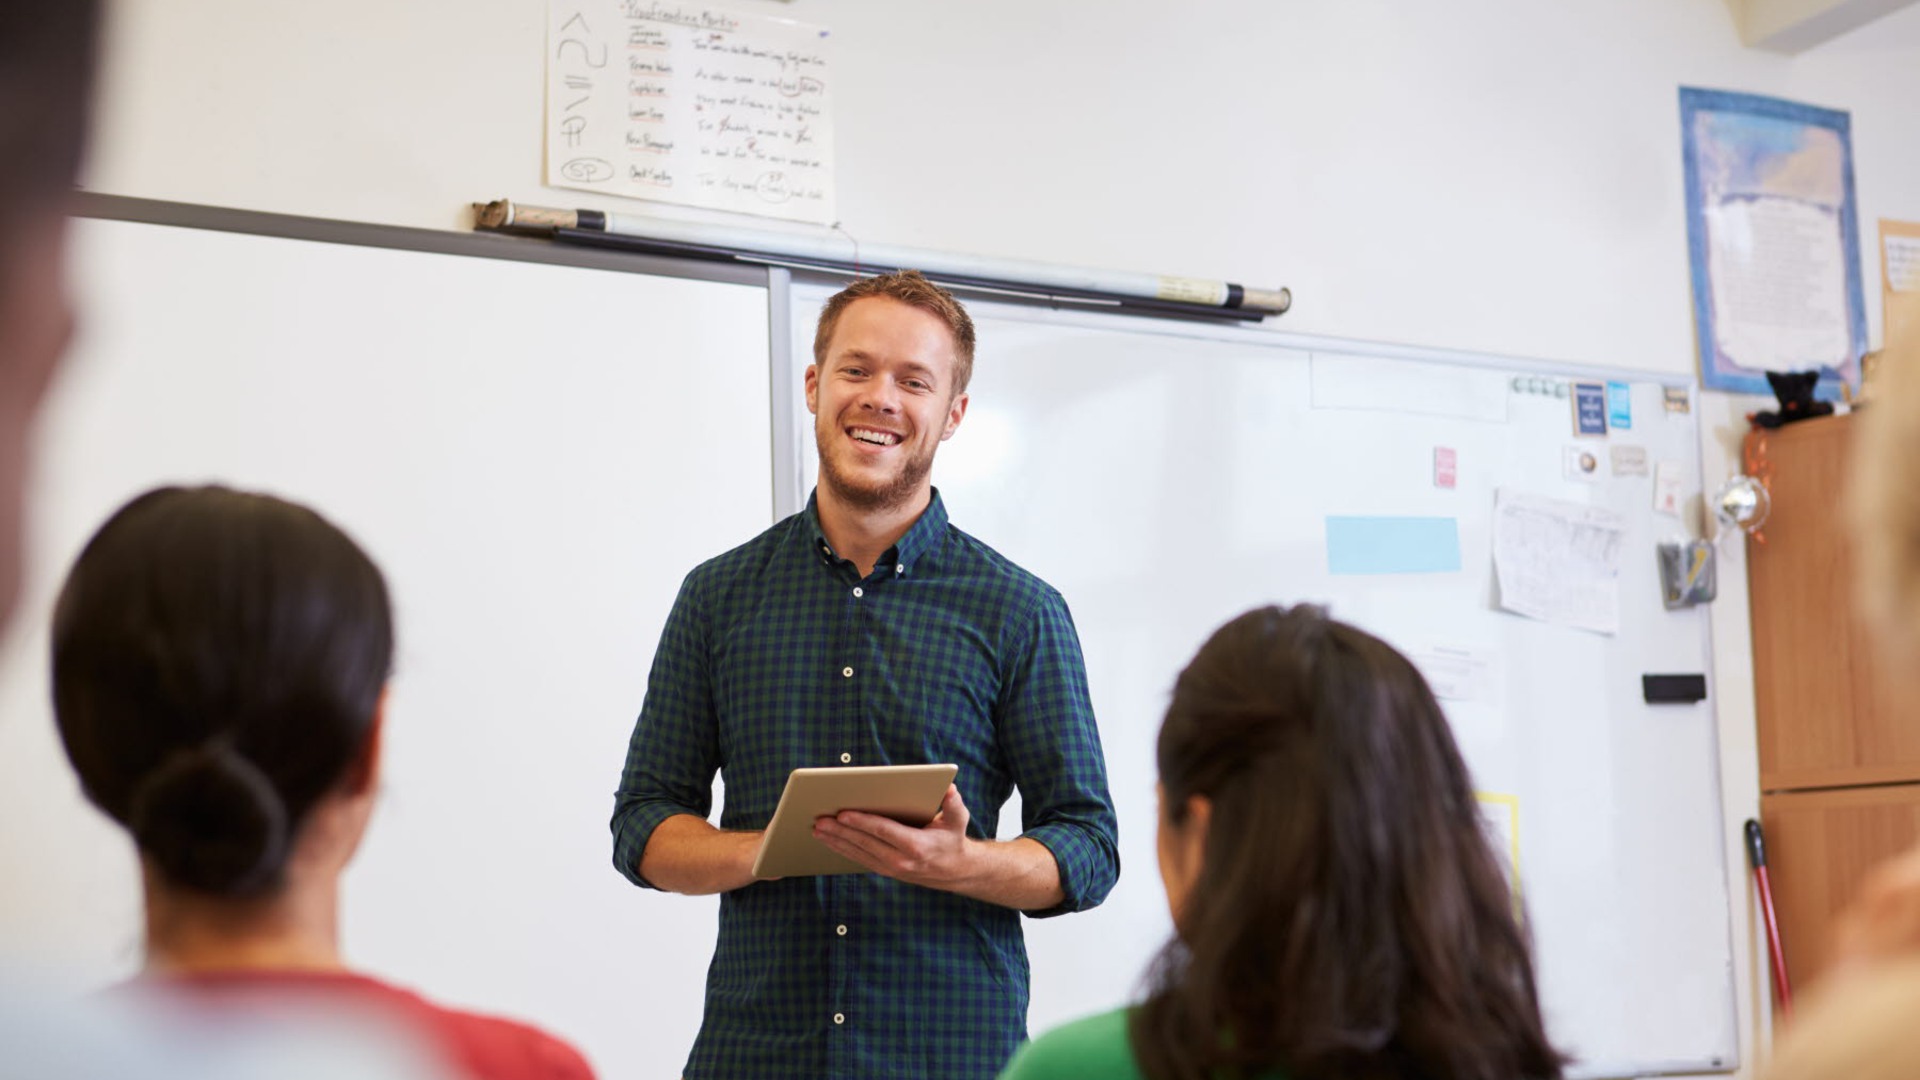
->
[1727,0,1920,52]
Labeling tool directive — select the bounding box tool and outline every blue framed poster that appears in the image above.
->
[1679,88,1865,400]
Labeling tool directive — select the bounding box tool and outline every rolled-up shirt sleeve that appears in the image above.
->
[998,588,1120,918]
[611,572,719,889]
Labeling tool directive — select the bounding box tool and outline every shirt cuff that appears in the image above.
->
[611,799,696,890]
[1019,822,1120,919]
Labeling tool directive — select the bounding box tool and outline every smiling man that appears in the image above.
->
[611,271,1119,1080]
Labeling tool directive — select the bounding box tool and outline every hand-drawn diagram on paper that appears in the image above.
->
[547,3,834,223]
[1492,489,1627,636]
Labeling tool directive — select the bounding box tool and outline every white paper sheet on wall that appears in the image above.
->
[1886,231,1920,292]
[1412,644,1496,702]
[1309,353,1510,422]
[545,1,835,223]
[1491,489,1626,635]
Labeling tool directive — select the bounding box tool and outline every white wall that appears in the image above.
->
[61,1,1920,1076]
[85,1,1920,367]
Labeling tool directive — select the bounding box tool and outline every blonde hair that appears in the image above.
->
[1851,293,1920,649]
[812,271,976,395]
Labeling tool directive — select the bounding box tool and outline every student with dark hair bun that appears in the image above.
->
[51,485,596,1080]
[1000,605,1564,1080]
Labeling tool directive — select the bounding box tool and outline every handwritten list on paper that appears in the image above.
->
[1491,489,1626,636]
[1887,229,1920,293]
[1884,220,1920,345]
[546,2,834,223]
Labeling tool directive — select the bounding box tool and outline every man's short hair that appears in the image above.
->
[812,270,976,395]
[0,0,103,242]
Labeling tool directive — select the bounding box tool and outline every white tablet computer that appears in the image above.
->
[751,763,958,878]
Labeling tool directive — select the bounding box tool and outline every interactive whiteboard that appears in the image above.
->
[786,283,1738,1079]
[0,201,1737,1080]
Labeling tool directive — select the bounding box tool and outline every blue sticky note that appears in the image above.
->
[1607,381,1632,431]
[1325,516,1462,575]
[1573,382,1608,436]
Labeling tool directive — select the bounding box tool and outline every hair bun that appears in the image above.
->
[126,742,289,896]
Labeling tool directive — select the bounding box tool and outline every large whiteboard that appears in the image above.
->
[786,284,1739,1079]
[0,205,1737,1080]
[0,207,776,1080]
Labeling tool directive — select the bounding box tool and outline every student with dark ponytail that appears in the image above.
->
[51,485,596,1080]
[1000,605,1564,1080]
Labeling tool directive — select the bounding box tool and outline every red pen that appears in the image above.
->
[1746,819,1792,1017]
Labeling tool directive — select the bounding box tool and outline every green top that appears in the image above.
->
[998,1007,1144,1080]
[998,1007,1292,1080]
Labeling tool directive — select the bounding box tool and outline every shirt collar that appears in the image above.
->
[802,488,948,577]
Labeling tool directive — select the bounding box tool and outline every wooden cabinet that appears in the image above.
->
[1747,413,1920,987]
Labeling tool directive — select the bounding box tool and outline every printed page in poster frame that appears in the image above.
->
[1680,88,1866,401]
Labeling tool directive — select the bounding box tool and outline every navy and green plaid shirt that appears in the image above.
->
[612,489,1119,1080]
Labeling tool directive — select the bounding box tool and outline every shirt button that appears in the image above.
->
[833,1012,845,1025]
[852,587,863,598]
[841,666,853,678]
[839,752,852,764]
[836,924,848,936]
[895,564,905,574]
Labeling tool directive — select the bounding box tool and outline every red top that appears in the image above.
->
[140,969,596,1080]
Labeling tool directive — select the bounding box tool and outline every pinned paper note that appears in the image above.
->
[1563,446,1601,483]
[1663,386,1691,415]
[544,2,836,223]
[1887,226,1920,292]
[1606,381,1632,430]
[1325,516,1461,575]
[1884,219,1920,345]
[1476,792,1522,900]
[1653,461,1684,516]
[1414,645,1495,702]
[1573,382,1608,436]
[1610,444,1649,477]
[1311,355,1509,421]
[1492,489,1626,635]
[1434,447,1458,489]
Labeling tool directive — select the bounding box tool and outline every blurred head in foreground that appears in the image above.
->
[1852,294,1920,658]
[0,0,103,623]
[1765,299,1920,1080]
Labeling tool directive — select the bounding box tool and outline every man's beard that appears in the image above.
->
[816,425,936,513]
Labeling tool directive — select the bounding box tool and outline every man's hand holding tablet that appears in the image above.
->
[751,764,957,879]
